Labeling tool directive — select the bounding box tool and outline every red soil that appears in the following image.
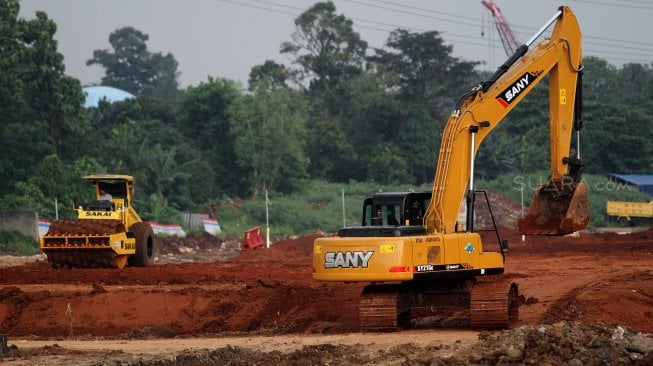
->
[0,228,652,338]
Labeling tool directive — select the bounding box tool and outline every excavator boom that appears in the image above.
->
[426,6,589,236]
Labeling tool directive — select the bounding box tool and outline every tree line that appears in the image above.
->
[1,0,652,223]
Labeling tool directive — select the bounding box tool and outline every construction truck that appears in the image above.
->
[606,200,653,226]
[313,6,590,330]
[40,174,155,269]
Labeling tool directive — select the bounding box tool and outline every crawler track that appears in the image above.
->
[359,278,518,331]
[470,280,519,328]
[359,284,403,331]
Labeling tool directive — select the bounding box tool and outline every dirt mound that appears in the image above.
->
[164,322,653,365]
[1,226,653,364]
[155,232,241,262]
[5,322,652,365]
[465,322,653,365]
[234,233,319,263]
[474,190,522,229]
[542,270,653,331]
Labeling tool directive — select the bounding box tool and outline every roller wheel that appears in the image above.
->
[128,222,155,267]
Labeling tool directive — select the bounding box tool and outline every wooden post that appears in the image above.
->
[0,334,8,356]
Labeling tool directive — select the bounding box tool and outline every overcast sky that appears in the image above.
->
[18,0,653,88]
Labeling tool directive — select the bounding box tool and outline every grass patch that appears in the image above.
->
[213,180,431,237]
[205,175,652,237]
[0,230,41,255]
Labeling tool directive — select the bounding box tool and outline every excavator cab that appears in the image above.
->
[337,192,431,238]
[361,192,430,227]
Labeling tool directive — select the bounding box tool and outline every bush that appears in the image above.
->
[212,180,432,237]
[0,230,41,255]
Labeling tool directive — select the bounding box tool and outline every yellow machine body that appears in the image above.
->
[606,200,653,226]
[313,232,504,282]
[40,174,155,268]
[40,197,137,256]
[312,7,589,330]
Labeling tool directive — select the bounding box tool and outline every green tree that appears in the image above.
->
[578,57,653,174]
[280,1,367,118]
[176,78,246,196]
[584,103,653,174]
[338,72,436,185]
[394,104,437,184]
[85,96,214,210]
[0,0,86,196]
[369,29,480,119]
[361,29,481,184]
[28,155,101,218]
[230,80,309,197]
[87,27,181,101]
[305,115,358,181]
[279,2,368,182]
[334,72,399,183]
[248,60,291,91]
[145,145,192,205]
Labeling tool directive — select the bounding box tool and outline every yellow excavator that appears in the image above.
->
[313,6,590,330]
[40,174,155,269]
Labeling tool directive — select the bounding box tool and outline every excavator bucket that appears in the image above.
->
[517,182,590,235]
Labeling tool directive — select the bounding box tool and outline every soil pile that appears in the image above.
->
[1,226,652,364]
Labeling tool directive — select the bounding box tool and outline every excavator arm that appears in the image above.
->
[425,6,589,235]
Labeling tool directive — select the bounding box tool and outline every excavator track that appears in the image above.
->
[470,279,519,328]
[359,284,404,331]
[41,219,129,269]
[359,278,518,331]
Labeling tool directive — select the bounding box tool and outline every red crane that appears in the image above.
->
[482,1,521,56]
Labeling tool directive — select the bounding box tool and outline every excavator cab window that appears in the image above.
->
[405,196,429,226]
[385,205,400,226]
[363,203,401,226]
[361,193,431,227]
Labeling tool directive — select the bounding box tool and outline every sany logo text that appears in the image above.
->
[496,71,540,107]
[324,251,373,269]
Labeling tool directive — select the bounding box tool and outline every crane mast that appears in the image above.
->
[482,0,521,56]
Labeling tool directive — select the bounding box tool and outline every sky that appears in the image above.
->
[18,0,653,88]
